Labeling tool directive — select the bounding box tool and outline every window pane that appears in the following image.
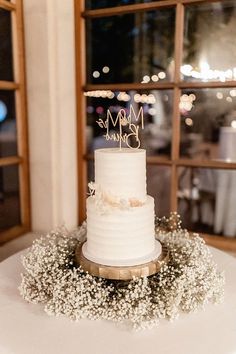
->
[0,164,21,231]
[182,0,236,82]
[86,0,163,10]
[147,165,171,217]
[0,9,14,81]
[86,89,173,158]
[0,90,17,158]
[87,160,94,186]
[180,88,236,161]
[178,166,236,238]
[86,10,175,84]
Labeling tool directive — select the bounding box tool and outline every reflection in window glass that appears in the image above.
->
[0,9,14,81]
[0,165,21,231]
[147,165,171,217]
[0,91,17,158]
[86,0,159,10]
[86,10,175,84]
[180,88,236,161]
[178,166,236,238]
[86,90,173,157]
[182,0,236,82]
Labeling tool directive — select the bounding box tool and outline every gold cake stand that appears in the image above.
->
[75,242,169,281]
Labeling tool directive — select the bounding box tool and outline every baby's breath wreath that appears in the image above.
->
[19,213,224,330]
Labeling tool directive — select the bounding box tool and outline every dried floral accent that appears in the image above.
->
[129,198,144,207]
[87,181,144,213]
[19,213,224,331]
[155,212,182,232]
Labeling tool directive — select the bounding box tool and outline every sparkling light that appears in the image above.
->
[216,92,223,99]
[158,71,166,80]
[101,91,107,98]
[231,120,236,128]
[147,94,156,104]
[179,93,195,112]
[199,61,210,80]
[96,106,104,114]
[0,101,7,122]
[151,75,159,82]
[230,89,236,97]
[226,96,232,103]
[87,106,94,114]
[140,94,148,104]
[107,92,115,99]
[134,93,156,104]
[92,71,100,78]
[189,94,196,101]
[179,101,193,111]
[134,94,141,103]
[180,64,193,76]
[117,91,130,102]
[141,75,150,83]
[84,90,114,99]
[102,66,110,74]
[181,94,189,102]
[181,63,236,82]
[185,117,193,126]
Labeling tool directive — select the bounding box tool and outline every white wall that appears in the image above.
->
[23,0,78,231]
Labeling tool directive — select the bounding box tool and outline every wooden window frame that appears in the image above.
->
[0,0,31,243]
[75,0,236,252]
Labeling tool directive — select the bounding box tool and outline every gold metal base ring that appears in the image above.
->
[75,242,169,281]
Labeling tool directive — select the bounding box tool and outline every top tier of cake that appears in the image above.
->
[95,148,146,202]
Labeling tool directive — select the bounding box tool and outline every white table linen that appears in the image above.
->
[0,248,236,354]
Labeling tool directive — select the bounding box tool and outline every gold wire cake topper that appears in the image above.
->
[96,104,144,149]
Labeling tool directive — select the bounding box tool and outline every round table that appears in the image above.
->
[0,248,236,354]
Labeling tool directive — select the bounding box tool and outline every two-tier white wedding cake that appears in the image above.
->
[82,148,162,266]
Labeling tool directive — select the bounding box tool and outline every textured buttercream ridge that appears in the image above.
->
[95,147,147,201]
[85,147,159,265]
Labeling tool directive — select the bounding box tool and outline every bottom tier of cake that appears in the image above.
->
[85,195,162,266]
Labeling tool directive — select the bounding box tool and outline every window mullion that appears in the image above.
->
[13,0,31,230]
[171,3,184,211]
[0,0,16,11]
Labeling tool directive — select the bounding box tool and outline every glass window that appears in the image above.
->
[180,88,236,161]
[86,9,175,84]
[147,165,171,217]
[0,9,14,81]
[0,90,17,158]
[79,0,236,247]
[178,166,236,237]
[87,160,94,187]
[182,0,236,82]
[86,0,160,10]
[86,89,173,157]
[0,164,21,231]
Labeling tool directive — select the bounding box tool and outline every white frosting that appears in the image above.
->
[85,196,156,265]
[84,147,161,267]
[83,240,162,267]
[95,148,146,202]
